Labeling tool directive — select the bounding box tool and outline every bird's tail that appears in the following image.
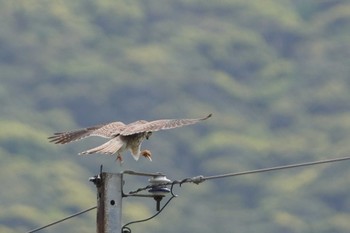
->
[79,138,123,155]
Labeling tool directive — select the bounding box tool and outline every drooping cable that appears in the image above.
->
[24,155,350,232]
[121,183,177,233]
[25,206,97,233]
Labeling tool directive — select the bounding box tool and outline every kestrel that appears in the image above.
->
[48,114,211,163]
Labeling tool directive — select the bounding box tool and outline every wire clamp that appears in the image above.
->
[191,175,205,184]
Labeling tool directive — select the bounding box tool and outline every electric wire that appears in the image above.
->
[24,155,350,232]
[121,183,177,233]
[129,155,350,195]
[183,155,350,183]
[25,206,97,233]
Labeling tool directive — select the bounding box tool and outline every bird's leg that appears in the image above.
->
[116,153,124,165]
[141,150,152,161]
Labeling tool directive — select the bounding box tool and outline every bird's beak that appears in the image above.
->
[146,132,152,140]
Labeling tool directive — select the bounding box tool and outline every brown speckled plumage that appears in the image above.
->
[48,114,211,163]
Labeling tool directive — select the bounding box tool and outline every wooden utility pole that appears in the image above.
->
[93,172,123,233]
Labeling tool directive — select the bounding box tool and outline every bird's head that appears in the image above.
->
[145,131,152,140]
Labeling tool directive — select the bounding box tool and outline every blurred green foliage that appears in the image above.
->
[1,0,350,232]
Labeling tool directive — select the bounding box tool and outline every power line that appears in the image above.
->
[182,155,350,184]
[122,183,178,233]
[129,156,350,194]
[25,155,350,232]
[26,206,96,233]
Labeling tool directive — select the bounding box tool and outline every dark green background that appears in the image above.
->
[1,0,350,232]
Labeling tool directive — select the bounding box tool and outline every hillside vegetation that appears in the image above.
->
[1,0,350,233]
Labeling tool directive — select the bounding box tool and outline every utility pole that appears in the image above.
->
[90,170,172,233]
[91,172,123,233]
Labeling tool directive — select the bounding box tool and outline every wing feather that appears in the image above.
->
[121,114,212,136]
[48,121,126,144]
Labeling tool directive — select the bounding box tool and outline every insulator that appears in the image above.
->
[148,187,171,195]
[148,175,171,185]
[148,175,172,211]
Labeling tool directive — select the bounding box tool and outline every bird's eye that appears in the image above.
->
[146,132,152,139]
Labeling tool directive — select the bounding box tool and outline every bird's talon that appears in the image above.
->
[116,155,124,165]
[49,115,211,164]
[141,150,152,161]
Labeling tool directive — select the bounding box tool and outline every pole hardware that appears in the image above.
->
[148,175,171,211]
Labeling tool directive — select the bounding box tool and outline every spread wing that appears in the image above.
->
[121,114,212,136]
[48,121,126,144]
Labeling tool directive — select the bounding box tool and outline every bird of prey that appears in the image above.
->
[48,114,212,163]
